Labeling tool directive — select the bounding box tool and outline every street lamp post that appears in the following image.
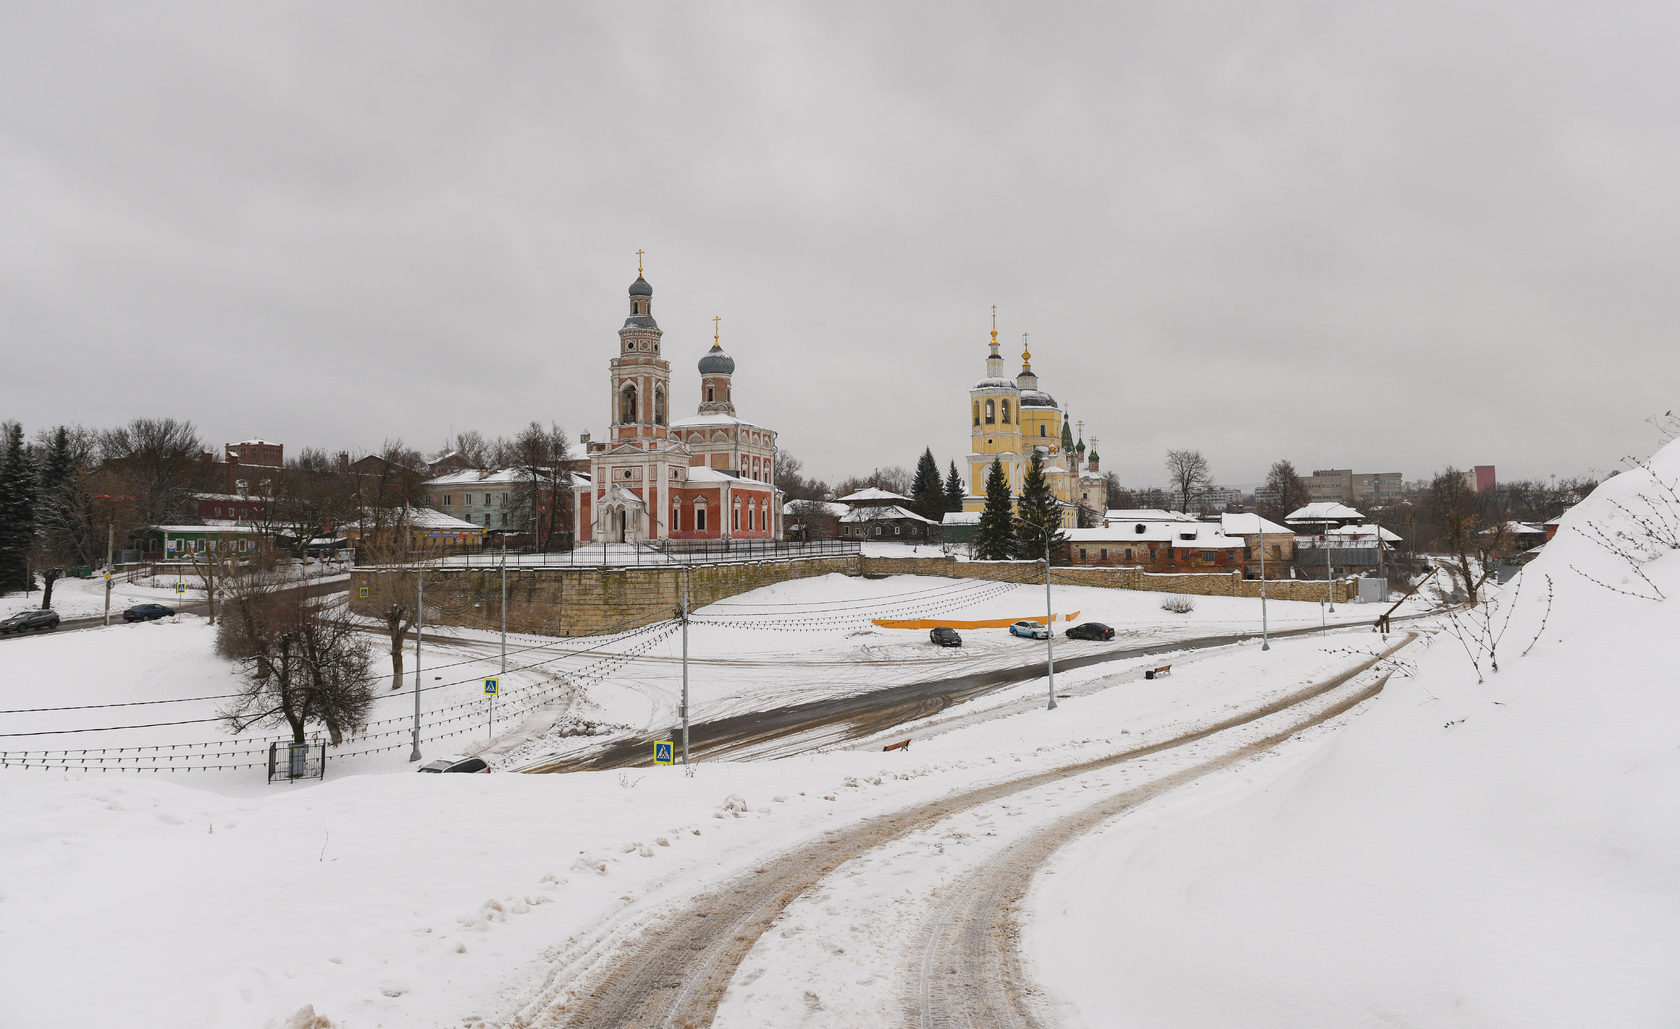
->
[1259,518,1270,651]
[1043,528,1056,711]
[410,570,424,762]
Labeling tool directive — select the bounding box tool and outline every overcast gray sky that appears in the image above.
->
[4,2,1676,489]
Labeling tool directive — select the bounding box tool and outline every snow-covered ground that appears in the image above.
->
[4,438,1672,1029]
[1,573,189,620]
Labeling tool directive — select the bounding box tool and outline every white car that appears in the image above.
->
[1008,620,1050,640]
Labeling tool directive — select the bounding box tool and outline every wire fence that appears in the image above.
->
[359,538,862,571]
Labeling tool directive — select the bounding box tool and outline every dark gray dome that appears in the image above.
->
[629,276,652,297]
[622,315,659,329]
[1020,389,1058,408]
[698,345,735,375]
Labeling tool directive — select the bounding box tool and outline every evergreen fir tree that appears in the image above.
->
[910,447,943,522]
[0,422,39,594]
[974,458,1015,561]
[33,427,80,609]
[943,461,964,513]
[1013,450,1066,562]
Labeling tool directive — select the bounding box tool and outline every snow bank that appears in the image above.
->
[1029,442,1680,1026]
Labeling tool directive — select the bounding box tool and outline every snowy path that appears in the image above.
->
[504,635,1417,1028]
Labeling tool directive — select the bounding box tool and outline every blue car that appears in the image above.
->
[1008,620,1050,640]
[123,603,176,622]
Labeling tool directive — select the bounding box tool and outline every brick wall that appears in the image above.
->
[858,556,1351,604]
[350,554,860,637]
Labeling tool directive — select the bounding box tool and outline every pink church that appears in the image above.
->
[574,269,782,544]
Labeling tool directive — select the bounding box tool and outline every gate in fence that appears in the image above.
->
[267,739,326,783]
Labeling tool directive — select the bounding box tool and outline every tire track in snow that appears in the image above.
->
[506,635,1415,1028]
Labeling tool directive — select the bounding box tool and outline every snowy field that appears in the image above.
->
[4,436,1675,1029]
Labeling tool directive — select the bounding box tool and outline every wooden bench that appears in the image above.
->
[1144,664,1172,680]
[882,739,911,752]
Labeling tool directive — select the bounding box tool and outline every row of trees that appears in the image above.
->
[970,453,1066,562]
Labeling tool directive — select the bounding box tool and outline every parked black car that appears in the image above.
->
[0,609,60,634]
[1065,622,1116,641]
[123,603,177,622]
[929,626,963,647]
[417,754,491,773]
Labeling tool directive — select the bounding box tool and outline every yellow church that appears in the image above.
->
[963,311,1107,528]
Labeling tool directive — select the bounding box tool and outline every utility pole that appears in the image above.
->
[103,523,113,626]
[681,564,691,764]
[1042,527,1056,711]
[410,571,424,762]
[495,541,507,741]
[1259,517,1270,651]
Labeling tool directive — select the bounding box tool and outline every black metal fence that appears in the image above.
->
[268,739,326,783]
[361,537,862,570]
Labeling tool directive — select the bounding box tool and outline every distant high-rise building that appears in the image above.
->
[1475,465,1497,493]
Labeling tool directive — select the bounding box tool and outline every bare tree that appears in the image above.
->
[1164,449,1212,514]
[1427,467,1511,607]
[773,449,830,502]
[506,421,574,551]
[1259,459,1312,522]
[1101,471,1132,510]
[266,448,356,559]
[218,573,374,745]
[835,465,912,497]
[97,417,209,528]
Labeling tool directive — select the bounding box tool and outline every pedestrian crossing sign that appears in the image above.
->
[358,586,369,598]
[483,678,499,696]
[653,740,674,765]
[174,583,186,594]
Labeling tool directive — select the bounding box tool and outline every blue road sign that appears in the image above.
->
[173,583,187,594]
[653,740,674,765]
[483,678,499,696]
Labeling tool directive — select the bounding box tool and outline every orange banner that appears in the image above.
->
[872,611,1080,630]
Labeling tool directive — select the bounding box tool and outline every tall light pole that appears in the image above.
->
[1258,516,1270,651]
[1043,527,1056,711]
[495,540,507,740]
[680,563,691,764]
[409,569,424,762]
[1325,516,1336,613]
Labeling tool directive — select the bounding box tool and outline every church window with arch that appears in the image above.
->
[972,402,980,426]
[695,501,708,532]
[671,499,681,533]
[620,383,638,423]
[985,399,995,423]
[1002,400,1011,423]
[654,387,666,425]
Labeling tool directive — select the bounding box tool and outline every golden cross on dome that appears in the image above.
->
[1021,332,1032,364]
[636,249,645,275]
[713,315,721,344]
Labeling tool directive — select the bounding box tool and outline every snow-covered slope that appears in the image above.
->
[1029,443,1680,1026]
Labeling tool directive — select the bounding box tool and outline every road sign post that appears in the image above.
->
[484,677,499,739]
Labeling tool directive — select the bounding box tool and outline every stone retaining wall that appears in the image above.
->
[858,555,1352,604]
[350,554,861,637]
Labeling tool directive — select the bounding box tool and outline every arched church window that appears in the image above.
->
[1040,425,1047,436]
[985,400,995,424]
[620,384,638,423]
[654,388,666,425]
[696,502,708,532]
[733,501,741,531]
[1002,401,1011,423]
[972,402,980,426]
[671,500,681,533]
[706,386,715,403]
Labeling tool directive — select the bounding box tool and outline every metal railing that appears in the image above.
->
[357,538,862,571]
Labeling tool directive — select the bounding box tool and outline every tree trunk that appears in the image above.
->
[40,571,59,610]
[388,621,406,690]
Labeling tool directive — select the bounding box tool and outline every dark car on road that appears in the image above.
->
[1065,622,1116,641]
[0,609,60,634]
[417,754,491,773]
[123,603,177,622]
[929,626,963,647]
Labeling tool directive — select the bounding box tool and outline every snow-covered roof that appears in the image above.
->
[668,413,771,431]
[1286,502,1364,523]
[1105,508,1194,523]
[783,501,848,517]
[425,468,526,488]
[343,508,484,532]
[1219,513,1293,536]
[838,486,910,503]
[1065,523,1243,547]
[1326,523,1404,543]
[942,511,981,526]
[839,505,936,525]
[1504,521,1546,535]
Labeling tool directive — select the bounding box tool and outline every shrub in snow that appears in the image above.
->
[1160,595,1196,614]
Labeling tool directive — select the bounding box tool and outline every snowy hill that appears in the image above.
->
[1029,442,1680,1026]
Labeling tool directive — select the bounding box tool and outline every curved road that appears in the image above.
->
[510,635,1414,1027]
